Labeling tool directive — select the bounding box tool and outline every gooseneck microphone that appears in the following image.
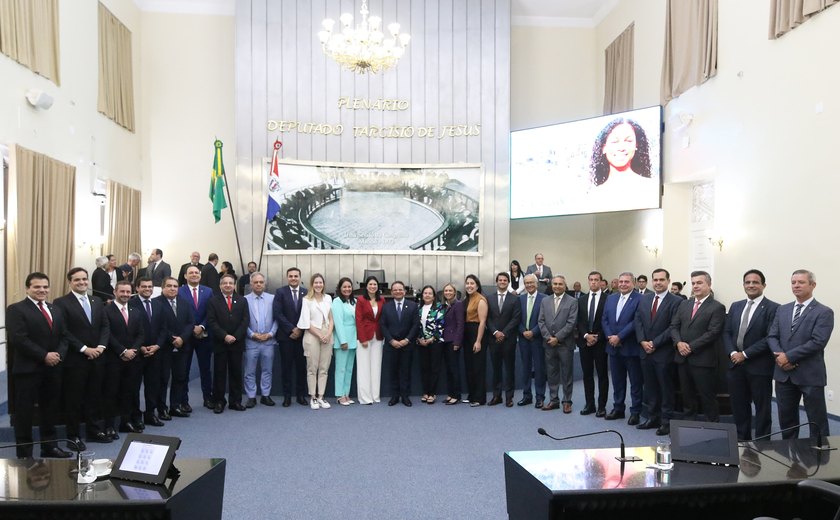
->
[0,439,83,475]
[750,422,835,451]
[538,427,642,462]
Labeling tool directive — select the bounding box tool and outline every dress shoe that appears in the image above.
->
[87,431,112,444]
[535,400,544,409]
[213,403,224,414]
[402,396,412,407]
[119,422,142,433]
[182,403,193,413]
[170,406,190,418]
[229,403,246,411]
[487,396,503,406]
[135,421,146,431]
[245,398,257,409]
[605,409,625,420]
[388,397,400,406]
[105,428,119,441]
[580,405,596,416]
[260,396,276,406]
[505,398,513,408]
[627,414,640,426]
[636,419,660,430]
[296,396,308,406]
[562,402,572,414]
[517,397,533,406]
[282,397,292,407]
[41,446,73,459]
[67,437,86,452]
[656,424,670,436]
[144,415,164,427]
[542,401,559,411]
[595,408,606,418]
[204,399,215,409]
[158,409,172,421]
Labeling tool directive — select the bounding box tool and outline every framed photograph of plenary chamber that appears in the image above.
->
[265,160,482,254]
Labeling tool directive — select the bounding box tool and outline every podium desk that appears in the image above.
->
[0,458,225,520]
[505,437,840,520]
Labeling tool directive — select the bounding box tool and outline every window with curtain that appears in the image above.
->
[104,180,141,263]
[769,0,838,39]
[97,2,135,132]
[660,0,718,104]
[603,23,634,115]
[6,144,75,303]
[0,0,60,84]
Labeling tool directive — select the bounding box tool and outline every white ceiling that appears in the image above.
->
[134,0,618,27]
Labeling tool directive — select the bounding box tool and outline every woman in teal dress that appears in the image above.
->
[332,277,358,406]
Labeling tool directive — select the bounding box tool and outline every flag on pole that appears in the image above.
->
[266,138,283,221]
[209,139,228,223]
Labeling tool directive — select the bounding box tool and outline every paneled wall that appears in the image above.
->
[234,0,510,290]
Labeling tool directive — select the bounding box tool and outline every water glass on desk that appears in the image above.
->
[78,451,97,484]
[655,439,673,469]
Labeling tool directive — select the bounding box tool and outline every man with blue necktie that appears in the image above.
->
[381,281,419,407]
[601,272,643,425]
[517,274,546,408]
[244,272,278,407]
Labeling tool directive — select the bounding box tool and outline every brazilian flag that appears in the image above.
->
[209,139,228,223]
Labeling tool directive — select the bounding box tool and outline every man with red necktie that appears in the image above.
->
[206,274,250,413]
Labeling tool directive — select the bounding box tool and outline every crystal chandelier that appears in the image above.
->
[318,0,411,74]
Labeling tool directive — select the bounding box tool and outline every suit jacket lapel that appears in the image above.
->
[745,301,765,335]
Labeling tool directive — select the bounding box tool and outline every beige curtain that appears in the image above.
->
[0,0,60,84]
[660,0,718,104]
[603,23,634,114]
[97,2,135,132]
[769,0,838,39]
[104,180,141,263]
[6,144,75,304]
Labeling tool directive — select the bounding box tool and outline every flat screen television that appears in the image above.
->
[510,105,663,219]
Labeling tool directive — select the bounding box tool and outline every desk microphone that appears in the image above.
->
[537,427,642,462]
[750,422,835,451]
[0,439,83,472]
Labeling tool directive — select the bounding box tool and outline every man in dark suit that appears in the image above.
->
[118,252,142,286]
[177,251,204,286]
[577,271,609,418]
[102,280,144,439]
[91,255,116,303]
[178,265,215,409]
[53,267,110,450]
[634,268,681,436]
[381,281,419,407]
[146,248,172,287]
[207,274,250,413]
[602,272,644,425]
[566,281,583,299]
[723,269,779,441]
[537,276,578,413]
[525,253,553,294]
[273,267,309,407]
[200,253,221,295]
[518,274,546,408]
[6,272,73,459]
[768,269,834,440]
[160,276,196,418]
[129,277,170,427]
[486,272,522,407]
[238,261,257,295]
[636,274,654,295]
[671,270,726,422]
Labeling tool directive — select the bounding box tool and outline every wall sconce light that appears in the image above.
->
[706,233,724,251]
[642,240,660,257]
[78,236,105,254]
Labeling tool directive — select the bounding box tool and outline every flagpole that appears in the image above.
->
[214,140,247,276]
[257,138,282,272]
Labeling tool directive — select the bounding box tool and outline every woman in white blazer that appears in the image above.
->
[297,273,334,410]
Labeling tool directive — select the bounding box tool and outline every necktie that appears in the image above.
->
[144,299,152,320]
[38,302,53,329]
[293,289,298,305]
[498,293,504,309]
[192,287,199,308]
[227,296,232,311]
[120,305,129,325]
[616,295,627,318]
[397,301,402,319]
[554,295,561,313]
[81,296,92,323]
[588,292,596,330]
[691,299,701,319]
[149,262,156,276]
[526,294,534,325]
[736,300,754,350]
[791,303,804,331]
[651,295,659,320]
[170,299,177,314]
[537,266,542,278]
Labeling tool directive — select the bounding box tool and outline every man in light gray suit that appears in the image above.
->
[525,253,553,295]
[768,269,834,440]
[538,275,578,413]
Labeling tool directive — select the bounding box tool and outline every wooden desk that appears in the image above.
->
[505,437,840,519]
[0,458,225,519]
